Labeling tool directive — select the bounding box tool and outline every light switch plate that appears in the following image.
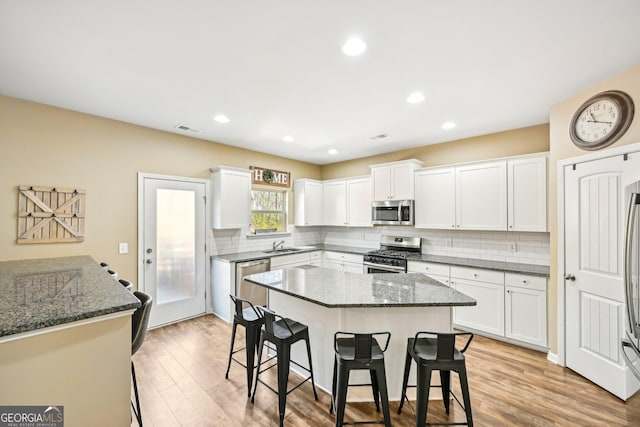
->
[119,242,129,254]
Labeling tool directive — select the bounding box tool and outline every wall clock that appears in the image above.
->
[570,90,634,150]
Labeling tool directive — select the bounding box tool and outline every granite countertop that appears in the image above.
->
[0,256,141,338]
[244,266,476,308]
[213,243,550,277]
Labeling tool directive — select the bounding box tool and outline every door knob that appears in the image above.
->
[146,259,152,264]
[564,274,576,281]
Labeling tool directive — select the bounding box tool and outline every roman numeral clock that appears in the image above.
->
[570,90,635,150]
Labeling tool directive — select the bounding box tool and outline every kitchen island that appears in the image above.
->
[0,256,140,426]
[245,266,476,401]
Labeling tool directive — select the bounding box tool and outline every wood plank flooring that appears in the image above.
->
[131,315,640,426]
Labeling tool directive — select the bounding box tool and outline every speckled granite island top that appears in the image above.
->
[0,256,141,338]
[245,267,476,308]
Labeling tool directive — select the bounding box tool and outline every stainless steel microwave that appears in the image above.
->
[371,200,414,225]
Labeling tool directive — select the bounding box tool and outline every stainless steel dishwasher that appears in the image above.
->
[236,259,270,306]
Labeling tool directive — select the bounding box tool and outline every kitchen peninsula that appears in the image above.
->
[245,266,476,400]
[0,256,141,426]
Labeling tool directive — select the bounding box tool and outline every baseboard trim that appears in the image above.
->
[547,351,559,364]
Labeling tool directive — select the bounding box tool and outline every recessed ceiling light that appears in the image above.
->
[342,38,367,56]
[441,121,456,130]
[406,92,425,104]
[283,135,294,143]
[328,148,338,155]
[213,114,230,124]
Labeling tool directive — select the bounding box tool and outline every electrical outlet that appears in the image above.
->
[508,241,516,252]
[118,242,129,254]
[446,238,452,247]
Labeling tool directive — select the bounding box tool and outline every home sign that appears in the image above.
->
[250,166,290,188]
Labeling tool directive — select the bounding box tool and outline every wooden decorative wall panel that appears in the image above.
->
[17,185,85,244]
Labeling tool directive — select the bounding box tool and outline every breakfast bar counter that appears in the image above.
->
[0,256,141,426]
[245,266,476,401]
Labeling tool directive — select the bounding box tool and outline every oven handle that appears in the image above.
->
[363,261,406,272]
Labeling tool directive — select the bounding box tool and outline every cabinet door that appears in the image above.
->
[344,262,363,274]
[508,157,547,232]
[390,164,415,200]
[323,258,343,271]
[212,168,251,229]
[455,161,507,230]
[347,178,372,226]
[415,168,456,229]
[323,180,347,226]
[294,180,323,226]
[505,286,547,347]
[371,167,391,201]
[452,278,505,336]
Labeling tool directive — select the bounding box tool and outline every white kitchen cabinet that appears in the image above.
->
[294,179,323,226]
[451,266,505,336]
[456,161,507,230]
[407,260,451,285]
[507,156,547,232]
[505,273,547,347]
[370,159,423,201]
[323,251,363,273]
[414,168,456,229]
[271,251,319,269]
[323,177,371,227]
[210,166,251,229]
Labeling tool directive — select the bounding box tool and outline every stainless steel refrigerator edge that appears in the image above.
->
[236,259,270,306]
[622,184,640,382]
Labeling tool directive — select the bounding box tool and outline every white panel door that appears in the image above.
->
[508,156,547,232]
[415,168,456,229]
[565,153,640,399]
[141,175,207,328]
[323,180,347,226]
[456,161,507,230]
[346,177,371,226]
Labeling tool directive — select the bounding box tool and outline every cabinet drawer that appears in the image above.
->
[505,273,546,291]
[450,266,504,284]
[271,252,310,268]
[323,251,363,264]
[407,261,450,276]
[309,251,322,260]
[425,273,450,286]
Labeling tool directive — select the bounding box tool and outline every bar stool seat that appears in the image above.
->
[251,306,318,427]
[225,295,265,396]
[329,331,392,427]
[398,331,474,427]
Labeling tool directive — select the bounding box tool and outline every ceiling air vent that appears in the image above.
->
[370,133,390,141]
[174,124,202,133]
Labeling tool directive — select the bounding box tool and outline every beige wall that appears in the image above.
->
[0,96,321,282]
[321,124,550,179]
[548,64,640,354]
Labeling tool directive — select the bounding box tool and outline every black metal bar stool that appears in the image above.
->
[398,331,474,427]
[225,295,265,396]
[131,291,153,426]
[251,306,318,427]
[329,331,392,427]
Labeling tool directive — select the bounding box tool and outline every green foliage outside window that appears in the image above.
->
[251,190,286,233]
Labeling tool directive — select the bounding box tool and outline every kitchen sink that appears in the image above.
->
[263,248,302,254]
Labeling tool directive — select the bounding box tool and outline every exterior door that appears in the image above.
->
[564,153,640,399]
[140,174,207,328]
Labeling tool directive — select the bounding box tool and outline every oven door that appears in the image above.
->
[363,261,405,273]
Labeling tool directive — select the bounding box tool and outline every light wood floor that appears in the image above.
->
[132,314,640,426]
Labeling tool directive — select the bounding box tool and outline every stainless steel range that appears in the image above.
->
[363,235,422,273]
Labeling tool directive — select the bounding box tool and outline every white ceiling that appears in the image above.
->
[2,1,640,165]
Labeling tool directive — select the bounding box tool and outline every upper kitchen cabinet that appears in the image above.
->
[507,156,547,232]
[456,161,507,230]
[323,176,371,227]
[294,179,323,226]
[210,166,251,229]
[370,159,423,201]
[414,167,456,229]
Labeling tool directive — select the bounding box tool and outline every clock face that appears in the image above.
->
[574,99,619,144]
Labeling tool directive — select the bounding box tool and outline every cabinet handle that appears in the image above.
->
[506,289,511,293]
[522,280,528,283]
[509,225,513,229]
[473,273,478,277]
[451,225,455,228]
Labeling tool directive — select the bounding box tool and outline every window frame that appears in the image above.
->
[250,188,288,234]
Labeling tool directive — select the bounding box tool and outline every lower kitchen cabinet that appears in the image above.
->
[270,251,321,269]
[323,251,363,273]
[452,276,505,337]
[407,260,451,285]
[505,273,547,347]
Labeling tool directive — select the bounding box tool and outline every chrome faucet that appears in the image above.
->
[273,240,285,250]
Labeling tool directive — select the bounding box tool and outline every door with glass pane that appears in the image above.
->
[140,174,207,328]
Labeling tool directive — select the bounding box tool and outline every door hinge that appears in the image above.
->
[572,164,576,171]
[624,153,629,161]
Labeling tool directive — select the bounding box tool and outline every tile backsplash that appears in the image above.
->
[211,225,550,266]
